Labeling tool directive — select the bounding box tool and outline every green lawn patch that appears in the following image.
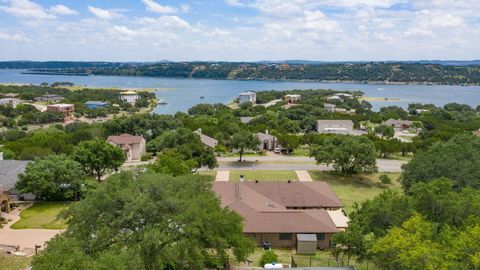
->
[229,170,298,181]
[197,170,217,180]
[0,256,32,270]
[308,171,402,213]
[11,202,70,230]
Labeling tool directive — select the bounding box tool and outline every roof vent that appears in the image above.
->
[255,180,258,183]
[288,180,291,183]
[240,175,244,182]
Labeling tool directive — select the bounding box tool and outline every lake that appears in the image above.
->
[1,69,480,114]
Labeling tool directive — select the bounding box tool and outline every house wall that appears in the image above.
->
[248,233,333,249]
[131,139,146,161]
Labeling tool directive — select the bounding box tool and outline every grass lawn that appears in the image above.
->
[308,171,402,213]
[291,147,310,157]
[197,170,217,179]
[229,170,298,181]
[0,256,32,270]
[11,202,70,230]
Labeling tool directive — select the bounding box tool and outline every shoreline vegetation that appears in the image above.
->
[2,61,480,86]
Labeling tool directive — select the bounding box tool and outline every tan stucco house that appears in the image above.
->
[107,134,146,162]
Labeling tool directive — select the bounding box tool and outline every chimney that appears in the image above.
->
[0,152,3,161]
[240,175,244,182]
[265,129,268,135]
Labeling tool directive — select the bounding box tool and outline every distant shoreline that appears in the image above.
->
[10,71,480,87]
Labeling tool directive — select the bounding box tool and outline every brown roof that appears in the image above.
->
[213,181,341,233]
[107,134,144,145]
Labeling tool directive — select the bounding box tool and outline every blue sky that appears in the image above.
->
[0,0,478,61]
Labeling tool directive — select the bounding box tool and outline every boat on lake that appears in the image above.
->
[157,100,168,105]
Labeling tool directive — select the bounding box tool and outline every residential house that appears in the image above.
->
[107,134,146,162]
[121,91,140,104]
[34,94,64,102]
[0,98,21,108]
[383,119,413,131]
[257,131,278,151]
[0,160,32,204]
[238,91,256,105]
[285,94,301,104]
[85,101,109,110]
[326,95,341,101]
[194,129,218,148]
[47,104,75,117]
[316,120,354,135]
[336,93,353,98]
[240,117,255,124]
[213,181,346,249]
[324,103,336,112]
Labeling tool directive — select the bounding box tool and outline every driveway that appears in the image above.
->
[0,205,62,251]
[217,157,406,172]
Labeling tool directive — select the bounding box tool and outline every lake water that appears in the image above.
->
[1,69,480,114]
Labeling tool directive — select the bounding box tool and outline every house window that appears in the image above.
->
[316,233,325,240]
[279,233,292,241]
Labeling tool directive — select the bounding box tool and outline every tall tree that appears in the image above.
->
[32,171,255,270]
[402,134,480,192]
[230,130,260,162]
[73,139,125,181]
[373,124,394,139]
[310,135,377,175]
[16,154,85,200]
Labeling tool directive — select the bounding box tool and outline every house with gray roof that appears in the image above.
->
[257,131,278,151]
[316,120,354,135]
[240,117,255,124]
[383,119,414,131]
[0,160,33,201]
[194,129,218,148]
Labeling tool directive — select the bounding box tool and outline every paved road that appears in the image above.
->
[217,156,406,172]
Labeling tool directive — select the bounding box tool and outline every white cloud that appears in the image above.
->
[49,4,78,16]
[0,0,54,19]
[136,16,191,29]
[181,4,190,13]
[142,0,177,14]
[0,29,28,42]
[88,6,120,20]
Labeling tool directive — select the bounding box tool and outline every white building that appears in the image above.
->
[121,91,140,104]
[0,98,21,108]
[238,91,256,104]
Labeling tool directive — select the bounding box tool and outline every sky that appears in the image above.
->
[0,0,479,62]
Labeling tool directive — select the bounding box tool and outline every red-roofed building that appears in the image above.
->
[107,134,146,162]
[213,181,346,249]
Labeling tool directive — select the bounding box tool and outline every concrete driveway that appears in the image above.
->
[0,205,62,251]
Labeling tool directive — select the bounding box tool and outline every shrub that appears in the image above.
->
[380,174,392,185]
[260,250,279,266]
[141,153,153,161]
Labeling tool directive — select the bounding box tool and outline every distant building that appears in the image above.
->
[107,134,146,162]
[194,129,218,148]
[1,93,18,98]
[383,119,414,131]
[85,101,109,110]
[0,98,21,108]
[238,91,256,105]
[47,104,75,117]
[284,94,301,104]
[121,91,140,104]
[257,130,278,151]
[240,117,255,124]
[278,64,289,71]
[336,93,353,98]
[316,120,354,135]
[34,94,64,102]
[327,95,341,101]
[324,103,336,112]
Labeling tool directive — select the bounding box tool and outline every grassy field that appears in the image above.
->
[11,202,70,230]
[197,170,217,179]
[229,170,298,181]
[0,256,32,270]
[308,171,402,213]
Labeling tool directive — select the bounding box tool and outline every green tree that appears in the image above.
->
[374,124,394,139]
[149,150,192,176]
[32,171,255,270]
[16,154,85,200]
[370,214,448,270]
[230,130,260,162]
[73,139,125,181]
[402,134,480,192]
[310,135,377,175]
[277,134,300,155]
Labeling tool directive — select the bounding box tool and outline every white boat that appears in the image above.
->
[157,100,168,105]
